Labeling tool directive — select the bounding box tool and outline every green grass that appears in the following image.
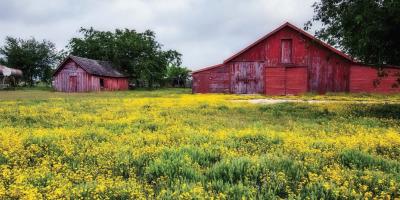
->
[0,88,191,101]
[0,89,399,199]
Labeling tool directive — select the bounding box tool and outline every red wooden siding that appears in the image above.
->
[265,67,308,95]
[350,65,400,93]
[69,76,77,92]
[230,39,266,62]
[192,74,209,93]
[192,65,230,93]
[281,39,293,64]
[231,27,309,66]
[53,59,129,92]
[100,77,129,91]
[265,67,285,95]
[286,67,308,95]
[308,45,350,94]
[230,62,264,94]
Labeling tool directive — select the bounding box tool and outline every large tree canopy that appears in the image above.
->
[306,0,400,66]
[0,37,60,86]
[68,28,182,87]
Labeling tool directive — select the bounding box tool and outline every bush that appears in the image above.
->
[145,149,204,184]
[339,149,400,173]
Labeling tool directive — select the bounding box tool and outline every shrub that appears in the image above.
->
[208,157,254,184]
[227,134,282,154]
[145,149,203,184]
[339,149,400,173]
[0,154,8,165]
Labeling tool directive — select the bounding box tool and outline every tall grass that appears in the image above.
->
[0,89,399,199]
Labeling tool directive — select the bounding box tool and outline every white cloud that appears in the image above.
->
[0,0,317,70]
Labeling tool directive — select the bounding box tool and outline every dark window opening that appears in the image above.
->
[281,39,293,64]
[100,78,104,88]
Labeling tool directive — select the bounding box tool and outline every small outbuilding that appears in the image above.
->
[0,65,23,89]
[192,22,400,95]
[53,55,129,92]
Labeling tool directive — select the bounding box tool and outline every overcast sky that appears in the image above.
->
[0,0,317,70]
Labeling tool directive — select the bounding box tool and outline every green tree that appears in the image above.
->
[166,65,191,87]
[0,37,60,86]
[68,28,182,88]
[306,0,400,66]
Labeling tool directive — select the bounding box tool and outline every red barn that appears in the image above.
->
[192,22,400,95]
[53,55,129,92]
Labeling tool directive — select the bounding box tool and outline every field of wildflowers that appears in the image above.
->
[0,89,399,199]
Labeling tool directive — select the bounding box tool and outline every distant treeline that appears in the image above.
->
[0,28,190,88]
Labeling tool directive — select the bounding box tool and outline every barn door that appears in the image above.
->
[231,62,264,94]
[265,67,308,95]
[286,67,308,95]
[69,76,77,92]
[265,67,286,95]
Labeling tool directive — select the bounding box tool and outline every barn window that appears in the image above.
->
[100,78,104,88]
[281,39,293,64]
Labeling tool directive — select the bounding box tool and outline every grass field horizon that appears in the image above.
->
[0,89,399,199]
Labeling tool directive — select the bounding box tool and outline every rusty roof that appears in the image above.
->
[54,55,129,78]
[0,64,23,77]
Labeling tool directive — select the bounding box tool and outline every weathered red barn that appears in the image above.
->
[53,55,129,92]
[192,22,400,95]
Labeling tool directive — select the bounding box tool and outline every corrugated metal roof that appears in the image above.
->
[54,55,129,78]
[70,56,128,77]
[0,64,23,76]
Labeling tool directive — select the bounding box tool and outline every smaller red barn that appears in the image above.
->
[53,55,129,92]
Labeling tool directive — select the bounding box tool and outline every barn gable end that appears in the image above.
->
[226,25,352,94]
[223,22,352,64]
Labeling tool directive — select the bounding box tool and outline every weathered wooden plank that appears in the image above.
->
[265,67,286,95]
[286,67,308,95]
[192,65,230,93]
[281,39,292,64]
[230,62,264,94]
[350,65,400,93]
